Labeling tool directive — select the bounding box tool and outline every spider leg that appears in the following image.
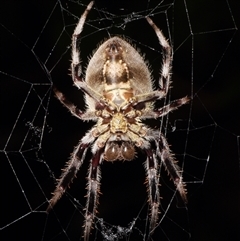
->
[53,87,97,120]
[46,142,89,212]
[157,134,187,203]
[84,148,103,241]
[54,2,107,118]
[71,1,107,106]
[71,1,94,84]
[122,17,172,108]
[146,17,172,96]
[145,148,160,234]
[141,96,190,119]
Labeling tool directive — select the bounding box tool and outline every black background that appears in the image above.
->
[1,0,240,240]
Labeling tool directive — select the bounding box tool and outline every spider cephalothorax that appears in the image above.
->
[47,2,189,240]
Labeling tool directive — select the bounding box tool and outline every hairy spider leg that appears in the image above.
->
[144,134,187,238]
[71,1,109,107]
[146,17,172,96]
[84,148,103,241]
[157,134,187,203]
[47,143,89,212]
[47,138,103,240]
[52,1,107,120]
[145,148,160,234]
[71,1,94,85]
[53,87,98,121]
[141,96,190,119]
[124,16,172,109]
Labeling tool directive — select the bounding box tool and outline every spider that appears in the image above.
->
[47,1,189,240]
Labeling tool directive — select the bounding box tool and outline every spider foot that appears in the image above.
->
[149,202,160,234]
[84,214,94,241]
[174,177,188,203]
[46,186,65,213]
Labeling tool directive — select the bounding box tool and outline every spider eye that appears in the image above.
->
[121,142,135,161]
[104,142,120,161]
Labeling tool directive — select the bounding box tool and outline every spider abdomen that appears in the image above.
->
[85,37,153,111]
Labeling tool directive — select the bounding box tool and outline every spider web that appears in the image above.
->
[1,0,239,240]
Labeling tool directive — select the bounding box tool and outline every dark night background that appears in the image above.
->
[1,0,240,240]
